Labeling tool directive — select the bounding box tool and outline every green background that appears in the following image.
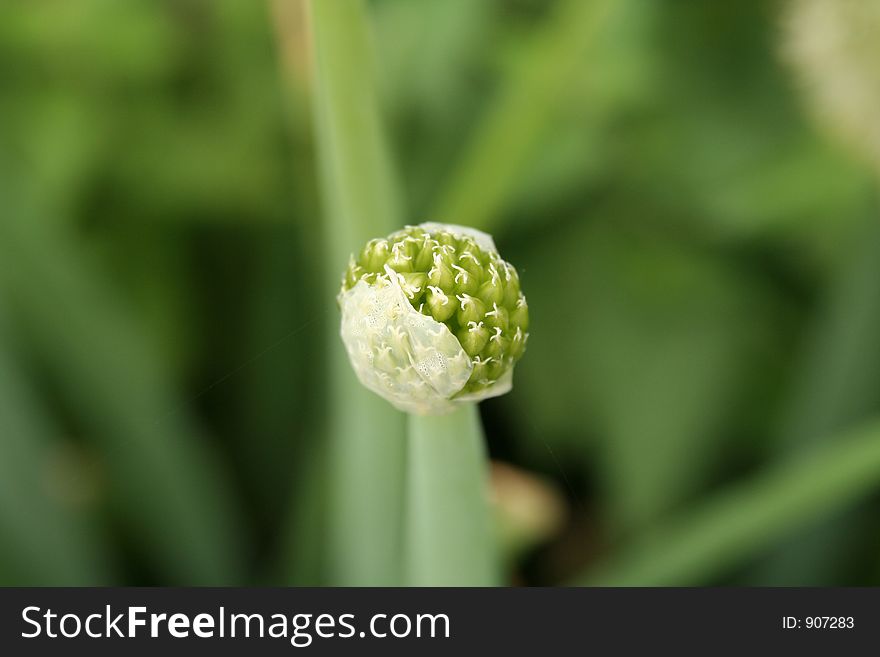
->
[1,0,879,586]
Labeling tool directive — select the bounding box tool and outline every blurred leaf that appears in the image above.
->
[504,0,658,221]
[238,228,320,528]
[0,314,115,585]
[279,439,329,586]
[0,196,246,585]
[373,0,492,119]
[433,0,615,232]
[509,215,790,531]
[372,0,495,216]
[777,218,880,446]
[0,0,292,224]
[751,216,880,584]
[616,0,874,248]
[577,416,880,586]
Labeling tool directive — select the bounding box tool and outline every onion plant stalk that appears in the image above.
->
[338,223,529,585]
[306,0,407,584]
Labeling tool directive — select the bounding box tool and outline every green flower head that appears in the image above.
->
[338,222,529,415]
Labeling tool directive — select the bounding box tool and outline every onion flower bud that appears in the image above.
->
[338,222,529,415]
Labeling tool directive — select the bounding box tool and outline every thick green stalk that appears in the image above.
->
[574,417,880,586]
[305,0,407,585]
[405,404,498,586]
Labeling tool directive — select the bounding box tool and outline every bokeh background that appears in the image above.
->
[2,0,880,586]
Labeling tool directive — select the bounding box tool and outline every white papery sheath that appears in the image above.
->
[339,266,474,415]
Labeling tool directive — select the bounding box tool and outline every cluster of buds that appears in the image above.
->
[338,223,529,415]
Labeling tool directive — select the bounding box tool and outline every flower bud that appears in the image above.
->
[338,223,529,414]
[456,294,486,327]
[457,321,490,357]
[425,285,457,323]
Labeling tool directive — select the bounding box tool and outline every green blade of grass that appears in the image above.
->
[405,404,498,586]
[300,0,407,585]
[573,417,880,586]
[432,0,612,232]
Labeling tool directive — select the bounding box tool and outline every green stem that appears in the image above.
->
[405,404,498,586]
[304,0,407,585]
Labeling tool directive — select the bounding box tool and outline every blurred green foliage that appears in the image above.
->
[1,0,879,585]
